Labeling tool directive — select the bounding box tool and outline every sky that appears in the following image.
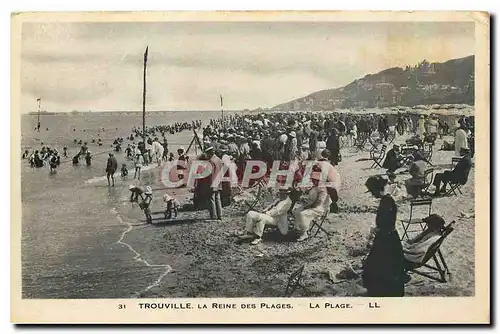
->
[20,21,475,113]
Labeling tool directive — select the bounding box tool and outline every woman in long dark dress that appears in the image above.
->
[362,175,406,297]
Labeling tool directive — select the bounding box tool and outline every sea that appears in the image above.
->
[20,111,227,298]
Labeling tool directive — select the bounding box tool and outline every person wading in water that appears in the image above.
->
[106,153,118,187]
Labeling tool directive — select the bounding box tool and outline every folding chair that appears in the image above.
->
[367,134,383,152]
[308,210,330,238]
[405,221,455,283]
[414,168,434,198]
[354,135,368,153]
[422,143,434,163]
[369,144,387,168]
[387,130,396,145]
[287,199,299,227]
[445,166,471,196]
[242,178,266,215]
[400,198,432,240]
[284,264,305,297]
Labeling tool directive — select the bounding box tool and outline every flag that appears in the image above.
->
[36,98,41,102]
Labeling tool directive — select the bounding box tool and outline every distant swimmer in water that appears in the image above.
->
[129,184,143,202]
[46,128,49,131]
[33,150,44,168]
[85,151,92,166]
[121,164,128,177]
[80,142,88,156]
[134,152,144,180]
[49,153,58,173]
[106,153,118,187]
[72,153,80,165]
[125,145,132,159]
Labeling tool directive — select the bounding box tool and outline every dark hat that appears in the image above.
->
[365,175,388,193]
[423,214,445,230]
[320,149,332,159]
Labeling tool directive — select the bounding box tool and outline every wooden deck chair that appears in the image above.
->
[400,198,432,240]
[308,210,330,238]
[445,165,471,197]
[405,221,455,283]
[369,144,387,168]
[284,264,305,297]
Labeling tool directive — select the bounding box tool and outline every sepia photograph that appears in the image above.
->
[11,11,490,323]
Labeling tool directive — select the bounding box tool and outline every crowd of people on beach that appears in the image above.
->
[180,111,473,297]
[23,110,474,297]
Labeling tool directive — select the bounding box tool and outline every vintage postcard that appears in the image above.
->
[11,11,490,324]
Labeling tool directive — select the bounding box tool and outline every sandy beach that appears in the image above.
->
[20,112,474,298]
[113,131,475,298]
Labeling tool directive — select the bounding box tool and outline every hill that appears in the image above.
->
[271,55,474,111]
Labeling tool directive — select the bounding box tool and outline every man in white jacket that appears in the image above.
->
[240,188,295,245]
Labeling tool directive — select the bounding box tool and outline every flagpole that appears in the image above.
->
[142,46,148,141]
[220,94,224,129]
[37,98,41,132]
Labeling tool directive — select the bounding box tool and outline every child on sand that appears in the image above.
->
[163,193,180,219]
[129,184,144,202]
[121,164,128,177]
[139,186,153,224]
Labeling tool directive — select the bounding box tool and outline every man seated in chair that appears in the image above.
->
[294,171,332,242]
[382,144,404,174]
[404,151,428,198]
[403,214,445,264]
[432,148,472,197]
[239,187,296,245]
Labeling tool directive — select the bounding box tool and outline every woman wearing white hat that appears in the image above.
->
[294,170,332,242]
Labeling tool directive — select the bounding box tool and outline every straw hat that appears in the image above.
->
[145,186,153,195]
